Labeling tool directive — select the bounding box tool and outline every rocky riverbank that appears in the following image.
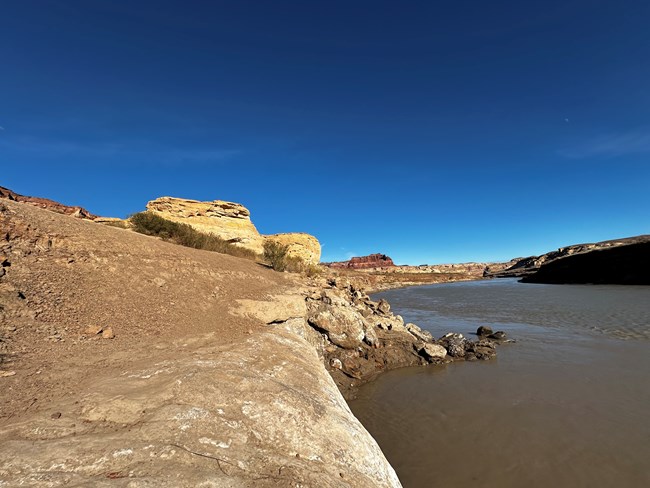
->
[233,275,509,400]
[0,194,509,486]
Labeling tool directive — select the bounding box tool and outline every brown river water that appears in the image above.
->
[349,279,650,488]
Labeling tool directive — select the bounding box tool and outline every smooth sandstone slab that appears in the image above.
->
[0,330,401,488]
[232,295,308,324]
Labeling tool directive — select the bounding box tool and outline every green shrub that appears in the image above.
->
[262,240,321,275]
[263,240,290,271]
[129,212,258,260]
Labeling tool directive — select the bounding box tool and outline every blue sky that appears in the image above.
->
[2,0,649,264]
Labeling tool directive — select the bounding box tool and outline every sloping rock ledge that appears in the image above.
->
[0,329,401,487]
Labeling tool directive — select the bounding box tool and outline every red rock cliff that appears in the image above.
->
[327,253,395,269]
[0,186,96,219]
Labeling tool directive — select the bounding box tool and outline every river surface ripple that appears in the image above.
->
[349,279,650,488]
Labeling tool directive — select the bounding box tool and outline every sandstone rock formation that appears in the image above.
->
[265,232,321,266]
[393,262,509,276]
[146,196,321,264]
[0,185,95,219]
[325,260,514,292]
[0,329,402,488]
[326,256,513,278]
[146,196,265,253]
[328,254,396,269]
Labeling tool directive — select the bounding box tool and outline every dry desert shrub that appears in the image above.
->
[129,211,258,260]
[262,240,321,275]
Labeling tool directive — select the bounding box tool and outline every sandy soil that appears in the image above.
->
[0,199,294,423]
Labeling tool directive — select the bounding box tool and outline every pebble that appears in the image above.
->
[84,325,103,335]
[330,358,343,370]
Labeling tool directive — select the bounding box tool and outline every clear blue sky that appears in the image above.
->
[2,1,649,264]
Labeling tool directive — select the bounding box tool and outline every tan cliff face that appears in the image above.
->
[146,196,321,264]
[146,196,264,253]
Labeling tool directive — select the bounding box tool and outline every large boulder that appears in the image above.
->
[420,343,448,361]
[308,306,366,349]
[440,333,467,358]
[265,233,321,265]
[406,323,434,342]
[146,196,264,253]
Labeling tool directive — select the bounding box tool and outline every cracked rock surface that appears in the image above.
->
[0,329,401,487]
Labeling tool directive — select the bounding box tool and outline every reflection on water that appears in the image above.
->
[350,279,650,488]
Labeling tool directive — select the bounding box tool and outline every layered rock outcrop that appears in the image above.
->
[0,185,95,219]
[324,259,514,292]
[146,197,321,264]
[326,255,513,277]
[328,254,395,269]
[146,197,264,253]
[487,235,650,281]
[520,240,650,285]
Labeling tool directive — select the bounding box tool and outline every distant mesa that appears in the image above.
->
[0,185,96,219]
[326,253,396,269]
[146,196,321,264]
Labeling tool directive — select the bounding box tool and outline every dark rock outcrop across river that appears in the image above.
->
[488,234,650,285]
[521,240,650,285]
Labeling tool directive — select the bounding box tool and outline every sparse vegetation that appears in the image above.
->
[262,240,322,275]
[302,263,323,277]
[263,240,291,271]
[129,211,258,260]
[100,220,129,229]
